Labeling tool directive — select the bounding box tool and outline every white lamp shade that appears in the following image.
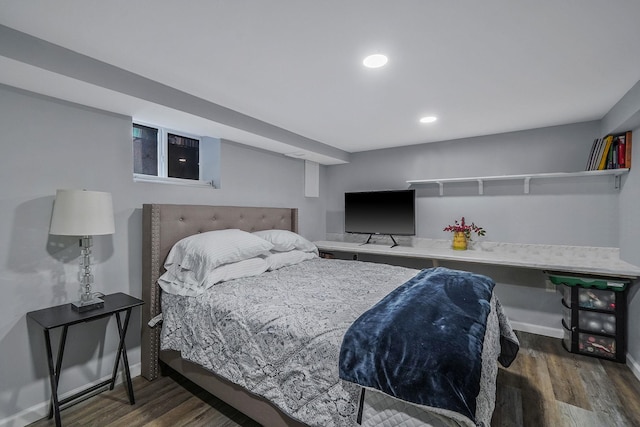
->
[49,189,115,236]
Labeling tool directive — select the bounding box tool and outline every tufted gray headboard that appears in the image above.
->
[141,204,299,380]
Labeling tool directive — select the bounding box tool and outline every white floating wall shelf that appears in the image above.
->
[406,169,629,196]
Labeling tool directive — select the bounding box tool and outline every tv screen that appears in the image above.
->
[344,189,415,236]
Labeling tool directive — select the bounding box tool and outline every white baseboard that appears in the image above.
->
[510,321,564,339]
[626,352,640,382]
[0,363,141,427]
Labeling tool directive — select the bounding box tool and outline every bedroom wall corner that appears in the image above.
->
[618,126,640,376]
[322,120,629,365]
[602,79,640,375]
[0,84,328,424]
[0,84,137,424]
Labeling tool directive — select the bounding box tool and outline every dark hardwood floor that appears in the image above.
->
[28,331,640,427]
[493,332,640,427]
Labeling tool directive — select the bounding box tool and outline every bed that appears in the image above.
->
[141,204,519,427]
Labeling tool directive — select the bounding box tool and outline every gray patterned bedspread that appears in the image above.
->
[160,258,513,426]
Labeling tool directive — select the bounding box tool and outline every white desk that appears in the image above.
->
[314,239,640,279]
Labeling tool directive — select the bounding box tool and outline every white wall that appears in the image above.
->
[0,85,326,424]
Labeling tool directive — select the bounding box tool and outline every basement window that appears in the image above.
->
[133,122,215,187]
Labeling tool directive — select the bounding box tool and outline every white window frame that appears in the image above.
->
[133,122,214,187]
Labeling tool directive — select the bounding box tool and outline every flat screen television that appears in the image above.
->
[344,189,415,246]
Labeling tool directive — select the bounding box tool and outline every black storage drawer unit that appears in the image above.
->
[549,272,629,363]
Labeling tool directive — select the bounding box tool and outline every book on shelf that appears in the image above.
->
[585,138,601,170]
[585,131,632,171]
[597,135,614,170]
[615,134,625,168]
[613,130,632,169]
[625,130,632,169]
[592,137,606,170]
[608,138,617,169]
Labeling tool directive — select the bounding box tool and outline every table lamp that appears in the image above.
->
[49,189,115,312]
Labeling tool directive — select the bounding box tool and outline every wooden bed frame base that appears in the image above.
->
[141,204,305,427]
[160,350,307,426]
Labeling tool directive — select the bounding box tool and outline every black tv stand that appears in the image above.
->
[361,234,399,248]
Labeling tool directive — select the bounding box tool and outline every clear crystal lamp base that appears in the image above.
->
[71,236,104,312]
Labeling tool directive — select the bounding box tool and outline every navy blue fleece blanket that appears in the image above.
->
[339,267,511,423]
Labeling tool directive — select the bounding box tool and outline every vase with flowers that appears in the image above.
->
[443,217,486,250]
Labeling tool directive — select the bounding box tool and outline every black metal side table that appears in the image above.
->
[27,292,144,426]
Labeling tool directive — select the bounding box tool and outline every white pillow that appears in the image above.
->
[264,250,317,271]
[159,257,269,296]
[164,229,273,283]
[253,229,318,254]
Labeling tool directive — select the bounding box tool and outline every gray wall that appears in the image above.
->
[3,77,640,423]
[620,128,640,369]
[0,85,326,422]
[600,79,640,368]
[324,120,634,346]
[326,121,617,246]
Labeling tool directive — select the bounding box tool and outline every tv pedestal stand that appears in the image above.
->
[362,234,399,248]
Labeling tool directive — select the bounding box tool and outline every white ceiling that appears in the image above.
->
[1,1,640,161]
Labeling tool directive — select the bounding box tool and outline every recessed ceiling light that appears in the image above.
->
[363,54,388,68]
[419,116,438,124]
